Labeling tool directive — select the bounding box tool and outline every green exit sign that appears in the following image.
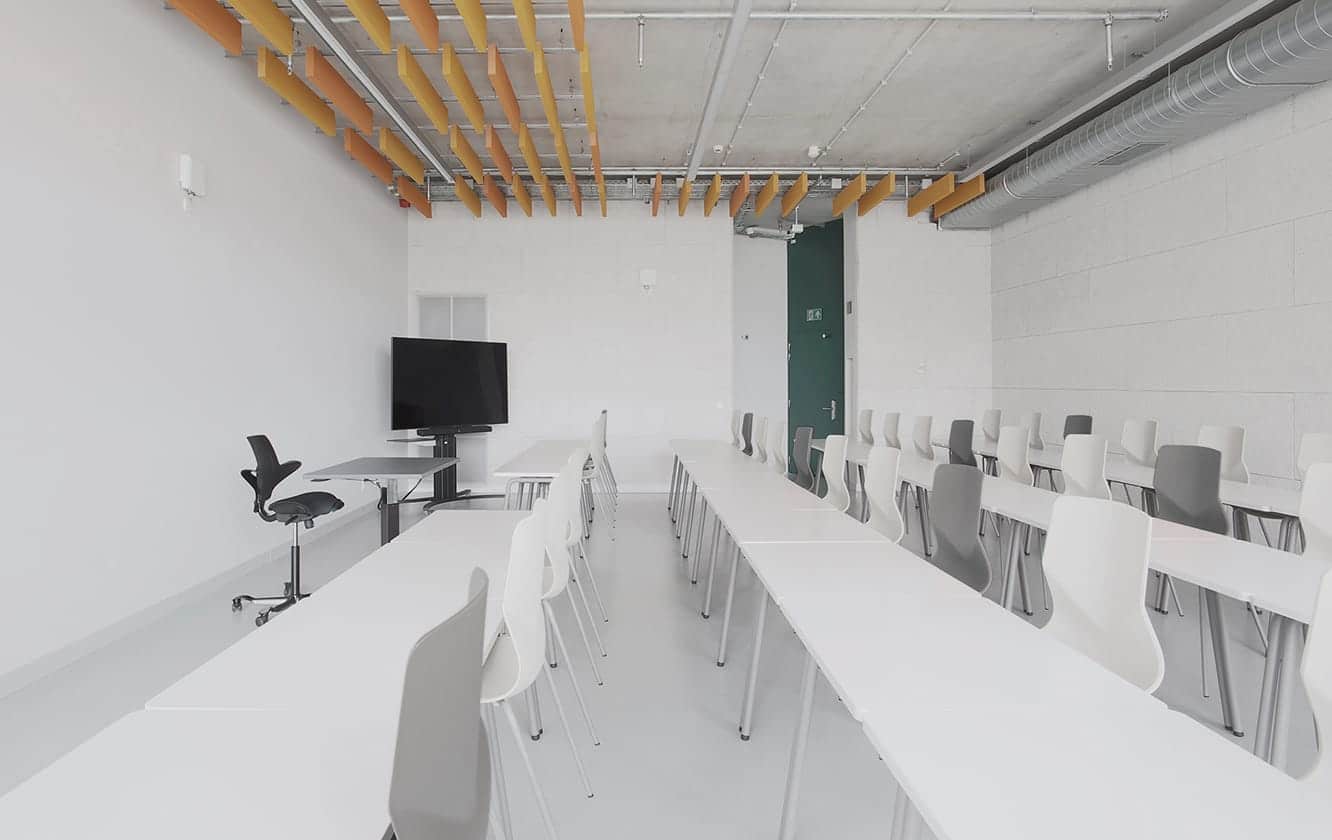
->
[806,308,823,322]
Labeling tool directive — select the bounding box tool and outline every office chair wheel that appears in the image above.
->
[231,597,243,612]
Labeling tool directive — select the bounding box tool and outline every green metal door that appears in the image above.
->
[787,219,845,465]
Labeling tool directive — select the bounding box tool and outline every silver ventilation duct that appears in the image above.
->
[942,0,1332,229]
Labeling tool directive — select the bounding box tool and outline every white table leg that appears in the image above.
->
[716,543,742,666]
[777,653,819,840]
[739,590,770,740]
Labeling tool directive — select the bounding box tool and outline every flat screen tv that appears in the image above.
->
[391,337,509,430]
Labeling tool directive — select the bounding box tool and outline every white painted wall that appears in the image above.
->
[732,236,788,435]
[846,209,993,443]
[0,3,405,689]
[407,203,733,490]
[991,80,1332,486]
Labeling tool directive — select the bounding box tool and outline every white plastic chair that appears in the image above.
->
[864,446,903,541]
[1060,434,1111,500]
[910,416,934,460]
[1299,465,1332,792]
[857,409,875,446]
[482,505,588,840]
[881,412,902,448]
[567,449,609,629]
[1042,496,1165,693]
[820,434,852,514]
[769,420,787,475]
[996,425,1033,486]
[752,416,768,463]
[980,409,1002,444]
[1197,425,1249,483]
[1298,433,1332,479]
[544,463,606,693]
[1025,411,1044,449]
[1121,419,1159,467]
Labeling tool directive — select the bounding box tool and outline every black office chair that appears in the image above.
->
[232,435,344,626]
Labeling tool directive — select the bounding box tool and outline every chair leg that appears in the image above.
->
[527,685,543,741]
[567,554,607,657]
[484,704,515,840]
[499,701,562,840]
[541,667,595,798]
[559,590,603,685]
[545,602,601,743]
[576,539,609,624]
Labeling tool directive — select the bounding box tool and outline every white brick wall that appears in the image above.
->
[991,80,1332,485]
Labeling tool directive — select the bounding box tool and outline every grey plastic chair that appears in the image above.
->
[948,419,977,467]
[1063,414,1093,437]
[929,465,991,594]
[1151,444,1244,736]
[1154,445,1228,535]
[741,412,754,456]
[388,568,491,840]
[792,426,816,490]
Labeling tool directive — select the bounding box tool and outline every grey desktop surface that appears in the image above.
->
[305,457,458,481]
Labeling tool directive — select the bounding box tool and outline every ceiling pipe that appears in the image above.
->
[684,0,754,183]
[944,0,1332,228]
[286,0,456,184]
[961,0,1290,179]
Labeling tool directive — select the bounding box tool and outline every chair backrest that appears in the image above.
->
[1063,414,1093,438]
[1153,445,1228,534]
[741,412,755,456]
[792,427,816,490]
[1025,411,1044,449]
[542,466,576,599]
[980,409,1001,443]
[1060,434,1110,499]
[948,419,977,467]
[864,447,903,541]
[731,410,742,448]
[881,412,901,449]
[996,425,1033,485]
[1298,433,1332,480]
[1042,497,1164,693]
[929,465,990,593]
[1299,465,1332,790]
[1121,419,1159,468]
[911,416,934,460]
[769,420,787,474]
[820,435,852,513]
[857,409,875,446]
[1197,424,1248,483]
[486,505,548,702]
[389,568,491,840]
[563,449,590,548]
[752,416,768,462]
[240,434,300,520]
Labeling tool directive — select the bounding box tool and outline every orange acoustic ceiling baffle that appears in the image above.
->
[729,173,751,217]
[831,173,867,218]
[858,174,897,216]
[166,0,242,55]
[307,47,373,135]
[257,47,334,135]
[344,129,393,186]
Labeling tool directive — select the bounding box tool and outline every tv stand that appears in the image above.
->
[387,426,505,510]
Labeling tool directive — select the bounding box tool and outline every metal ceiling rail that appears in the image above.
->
[286,0,457,183]
[685,0,754,183]
[327,8,1169,23]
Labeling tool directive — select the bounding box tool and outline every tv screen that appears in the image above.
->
[391,337,509,430]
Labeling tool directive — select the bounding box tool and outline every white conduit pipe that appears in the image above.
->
[321,9,1169,24]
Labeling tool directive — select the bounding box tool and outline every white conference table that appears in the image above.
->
[729,509,1332,839]
[0,709,395,840]
[493,439,587,508]
[149,512,523,714]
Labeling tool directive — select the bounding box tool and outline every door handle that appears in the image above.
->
[820,399,837,421]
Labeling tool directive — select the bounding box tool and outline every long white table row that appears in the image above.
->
[667,439,1332,840]
[0,509,529,839]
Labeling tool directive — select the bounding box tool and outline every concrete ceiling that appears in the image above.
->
[260,1,1227,179]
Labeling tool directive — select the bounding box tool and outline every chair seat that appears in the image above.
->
[269,491,344,521]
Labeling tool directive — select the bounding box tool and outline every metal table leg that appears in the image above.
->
[1253,612,1287,762]
[1000,522,1023,611]
[668,455,680,513]
[777,653,819,840]
[1270,616,1304,771]
[739,590,770,740]
[379,479,400,545]
[1204,588,1244,737]
[716,543,742,666]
